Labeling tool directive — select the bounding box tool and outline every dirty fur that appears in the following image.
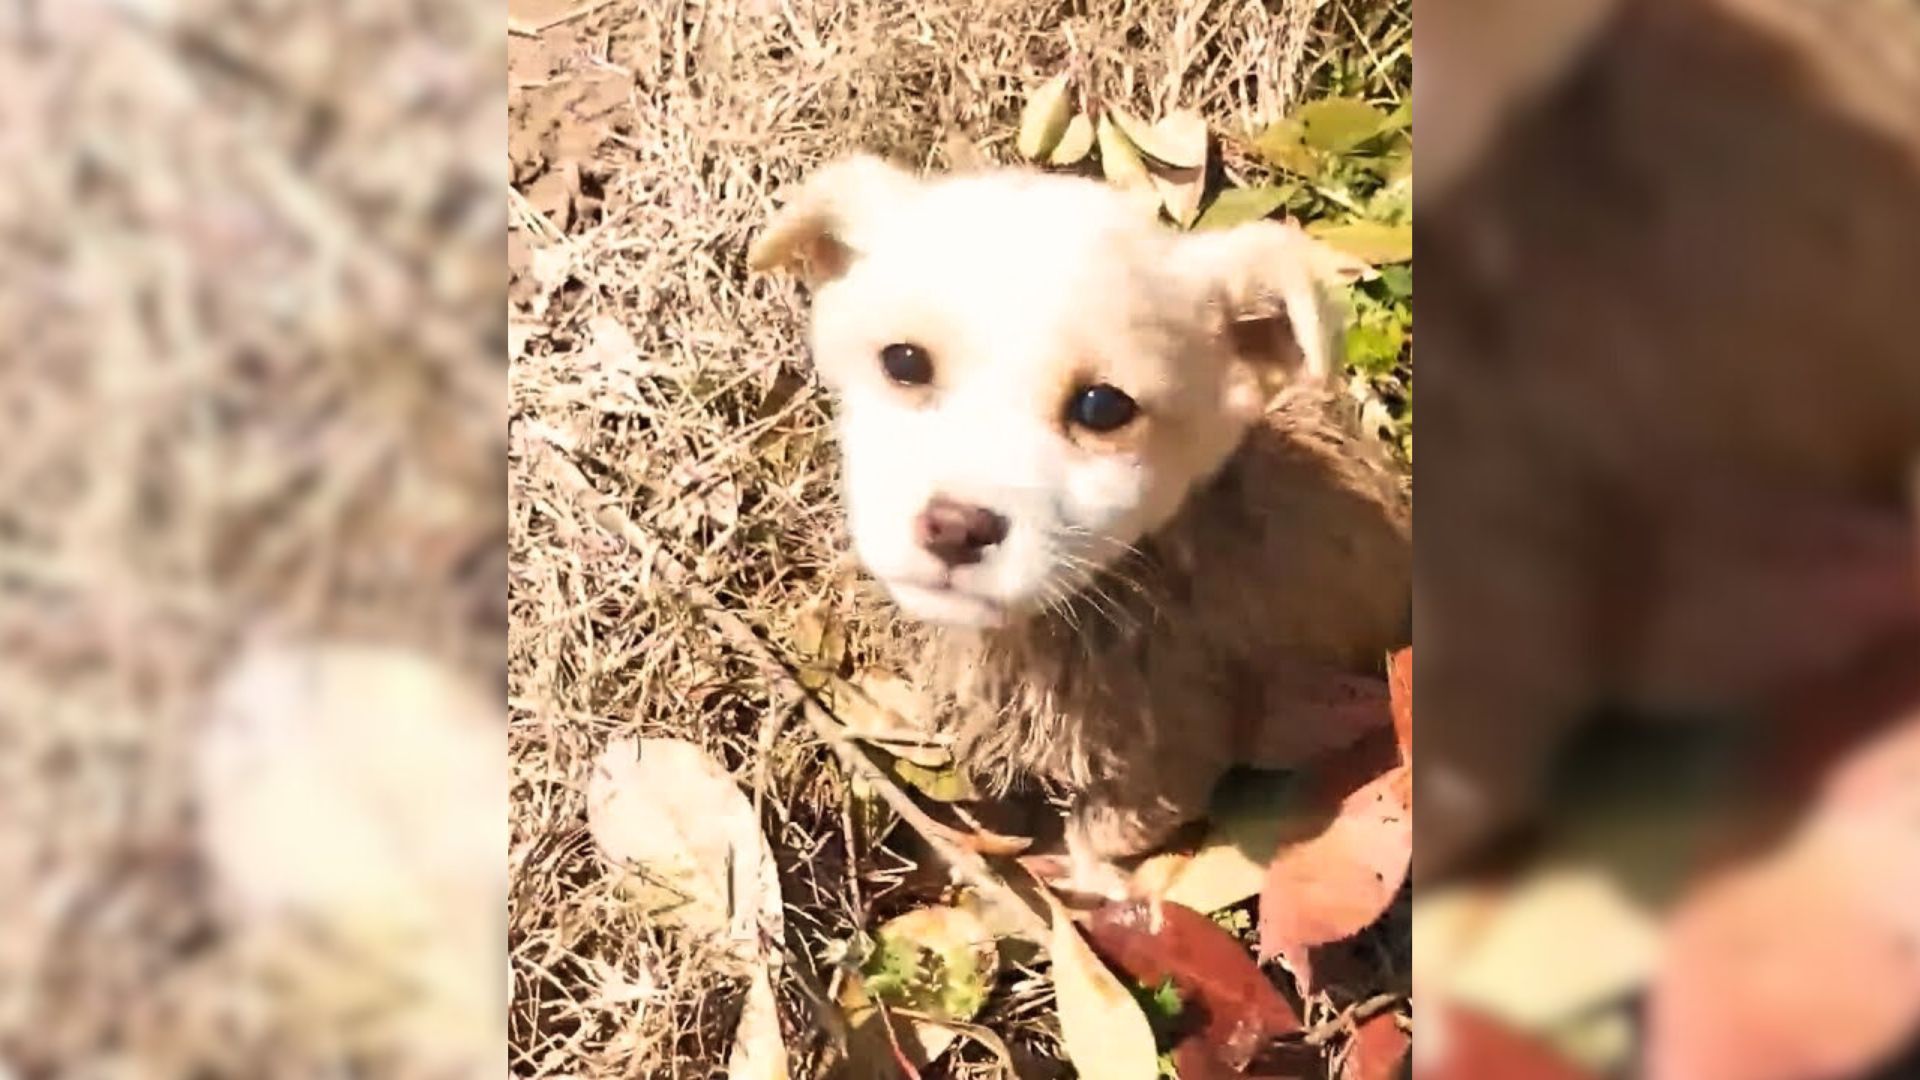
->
[929,383,1411,854]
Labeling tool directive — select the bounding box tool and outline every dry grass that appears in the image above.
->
[506,0,1400,1076]
[1,0,501,1074]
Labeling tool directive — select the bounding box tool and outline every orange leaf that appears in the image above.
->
[1423,1004,1595,1080]
[1649,713,1920,1080]
[1340,1012,1409,1080]
[1387,646,1412,762]
[1258,763,1411,980]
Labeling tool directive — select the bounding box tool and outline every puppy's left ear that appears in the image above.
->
[746,154,919,288]
[1172,220,1345,385]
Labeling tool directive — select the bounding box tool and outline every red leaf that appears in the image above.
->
[1423,1004,1595,1080]
[1649,714,1920,1080]
[1340,1012,1409,1080]
[1084,899,1301,1071]
[1387,646,1412,762]
[1258,763,1411,975]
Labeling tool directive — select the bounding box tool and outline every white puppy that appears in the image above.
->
[751,156,1411,888]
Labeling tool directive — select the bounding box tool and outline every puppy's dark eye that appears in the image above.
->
[1067,383,1139,433]
[880,343,934,386]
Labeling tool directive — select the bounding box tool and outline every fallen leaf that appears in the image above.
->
[1156,771,1299,913]
[1342,1012,1410,1080]
[1305,221,1413,266]
[1251,118,1323,178]
[587,738,789,1078]
[1421,1005,1595,1080]
[194,642,506,1075]
[1112,107,1209,169]
[1292,224,1382,285]
[791,604,845,690]
[1194,185,1295,231]
[1097,113,1155,195]
[1446,864,1658,1032]
[1258,762,1411,988]
[842,905,1000,1075]
[1018,73,1075,161]
[729,967,788,1080]
[1048,895,1161,1080]
[830,669,949,768]
[1084,900,1301,1070]
[891,756,979,802]
[1387,647,1412,761]
[1150,164,1206,228]
[1049,112,1097,166]
[585,738,783,954]
[1295,97,1391,153]
[1649,785,1920,1080]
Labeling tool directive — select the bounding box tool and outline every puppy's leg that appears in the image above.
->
[1058,757,1225,899]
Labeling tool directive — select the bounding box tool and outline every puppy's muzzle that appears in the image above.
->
[914,496,1008,567]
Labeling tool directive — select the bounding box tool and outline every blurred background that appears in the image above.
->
[1416,0,1920,1077]
[0,0,504,1075]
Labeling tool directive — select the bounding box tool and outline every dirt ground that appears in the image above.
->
[505,1,1401,1076]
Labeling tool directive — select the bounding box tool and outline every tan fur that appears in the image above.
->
[927,384,1410,856]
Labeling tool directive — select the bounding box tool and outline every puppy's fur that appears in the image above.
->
[751,158,1410,864]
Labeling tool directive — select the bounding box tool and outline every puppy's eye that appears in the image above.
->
[879,343,934,386]
[1067,383,1139,433]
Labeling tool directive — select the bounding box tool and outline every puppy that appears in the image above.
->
[749,157,1411,887]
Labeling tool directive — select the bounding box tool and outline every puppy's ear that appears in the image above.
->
[1173,220,1345,385]
[746,154,919,287]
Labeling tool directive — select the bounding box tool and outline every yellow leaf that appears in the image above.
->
[1048,112,1096,166]
[1017,73,1074,161]
[1048,895,1161,1080]
[1097,113,1153,194]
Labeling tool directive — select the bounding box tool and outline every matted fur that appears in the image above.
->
[929,383,1411,855]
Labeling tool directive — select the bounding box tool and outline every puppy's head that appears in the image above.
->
[750,155,1340,628]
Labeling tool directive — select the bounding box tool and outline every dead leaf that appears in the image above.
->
[730,968,788,1080]
[831,669,949,768]
[1047,894,1161,1080]
[1422,1005,1596,1080]
[1018,73,1075,161]
[1097,114,1154,195]
[1649,784,1920,1080]
[1387,646,1412,762]
[1110,108,1208,169]
[1258,762,1411,989]
[194,642,506,1074]
[1155,771,1299,913]
[842,905,1000,1075]
[1150,165,1206,229]
[585,738,783,954]
[792,604,845,690]
[1084,900,1300,1070]
[1446,864,1659,1032]
[1049,112,1097,166]
[587,738,790,1078]
[1341,1012,1409,1080]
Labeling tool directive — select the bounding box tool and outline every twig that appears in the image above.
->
[1297,992,1403,1048]
[532,432,1053,945]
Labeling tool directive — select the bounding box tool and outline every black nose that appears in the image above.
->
[914,496,1009,567]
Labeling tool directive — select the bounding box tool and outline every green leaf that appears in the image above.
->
[1193,185,1295,231]
[1383,100,1412,132]
[1378,264,1413,301]
[1295,97,1390,153]
[1250,118,1323,178]
[1306,220,1412,265]
[891,757,979,802]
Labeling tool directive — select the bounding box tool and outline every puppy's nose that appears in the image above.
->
[914,496,1009,567]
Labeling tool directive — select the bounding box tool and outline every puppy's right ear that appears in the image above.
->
[746,154,919,287]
